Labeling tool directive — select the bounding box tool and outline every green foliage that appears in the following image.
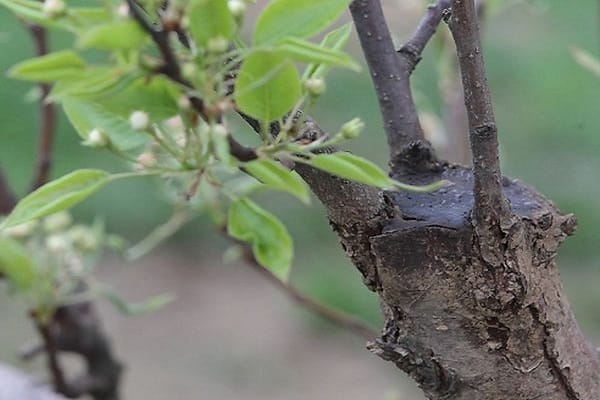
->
[0,237,36,291]
[8,50,85,82]
[77,20,147,50]
[278,37,359,71]
[0,0,437,315]
[228,198,292,281]
[244,159,310,204]
[63,98,149,151]
[187,0,236,46]
[235,50,302,122]
[253,0,352,45]
[304,23,353,79]
[1,170,110,229]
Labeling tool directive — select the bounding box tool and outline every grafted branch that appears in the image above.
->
[448,0,511,251]
[349,0,427,169]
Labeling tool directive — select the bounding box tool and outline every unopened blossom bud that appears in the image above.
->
[116,3,129,18]
[207,36,229,54]
[340,118,364,139]
[43,0,67,18]
[304,77,326,96]
[84,128,109,147]
[136,152,156,168]
[228,0,246,18]
[46,234,69,253]
[43,211,72,233]
[129,111,150,131]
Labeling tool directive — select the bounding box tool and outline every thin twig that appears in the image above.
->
[26,23,56,191]
[349,0,429,170]
[398,0,452,73]
[230,235,377,340]
[447,0,510,251]
[0,166,17,214]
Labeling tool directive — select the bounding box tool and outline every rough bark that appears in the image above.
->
[294,1,600,399]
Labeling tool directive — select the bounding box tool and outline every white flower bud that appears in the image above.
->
[136,152,157,168]
[340,118,364,139]
[181,62,198,82]
[43,0,67,18]
[207,36,229,54]
[228,0,246,18]
[304,77,326,96]
[211,123,228,137]
[178,95,192,111]
[84,128,109,147]
[46,234,69,253]
[129,111,150,131]
[4,220,38,238]
[43,212,72,233]
[116,3,129,18]
[68,225,98,251]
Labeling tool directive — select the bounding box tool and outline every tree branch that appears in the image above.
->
[229,236,377,340]
[0,166,17,214]
[448,0,511,249]
[397,0,452,73]
[30,303,123,400]
[26,23,56,191]
[349,0,434,171]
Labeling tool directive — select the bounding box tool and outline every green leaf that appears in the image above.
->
[103,289,174,316]
[308,152,394,188]
[0,170,110,229]
[78,21,147,50]
[244,159,310,204]
[305,23,354,79]
[254,0,352,45]
[8,50,86,83]
[278,37,359,70]
[187,0,236,46]
[227,198,292,281]
[63,98,149,151]
[49,67,140,101]
[0,0,48,26]
[235,50,302,122]
[306,153,448,192]
[0,237,37,291]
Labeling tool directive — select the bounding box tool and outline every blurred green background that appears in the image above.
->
[1,1,599,399]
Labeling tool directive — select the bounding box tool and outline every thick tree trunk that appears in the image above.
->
[300,156,600,399]
[297,1,600,397]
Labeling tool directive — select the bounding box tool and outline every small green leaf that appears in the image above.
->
[254,0,352,45]
[49,67,140,101]
[63,98,149,151]
[0,237,37,291]
[228,198,292,281]
[0,0,47,25]
[9,50,85,83]
[78,21,146,50]
[103,289,174,316]
[278,37,359,70]
[305,23,354,79]
[235,50,302,122]
[244,159,310,204]
[187,0,236,46]
[306,153,448,192]
[1,170,110,229]
[308,152,394,188]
